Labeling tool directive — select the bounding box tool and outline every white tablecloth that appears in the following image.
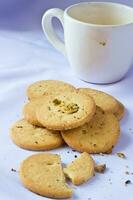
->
[0,1,133,200]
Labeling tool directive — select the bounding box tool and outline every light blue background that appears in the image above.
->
[0,0,133,30]
[0,1,133,200]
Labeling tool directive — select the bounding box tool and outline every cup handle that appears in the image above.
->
[42,8,66,56]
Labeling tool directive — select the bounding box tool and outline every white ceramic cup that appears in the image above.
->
[42,2,133,84]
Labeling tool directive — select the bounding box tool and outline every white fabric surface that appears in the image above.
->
[0,1,133,200]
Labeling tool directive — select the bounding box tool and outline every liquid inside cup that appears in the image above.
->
[67,3,133,25]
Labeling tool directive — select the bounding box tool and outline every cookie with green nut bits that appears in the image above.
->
[10,119,64,150]
[36,91,96,130]
[78,88,124,120]
[19,153,72,198]
[61,106,120,153]
[27,80,76,100]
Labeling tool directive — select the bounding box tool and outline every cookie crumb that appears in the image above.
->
[99,41,106,46]
[95,164,106,173]
[35,141,38,144]
[11,168,17,172]
[125,180,131,185]
[72,150,76,152]
[117,152,126,158]
[108,178,112,184]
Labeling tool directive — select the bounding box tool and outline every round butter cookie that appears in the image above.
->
[27,80,76,100]
[19,153,72,199]
[36,91,96,130]
[10,119,64,150]
[61,107,120,153]
[78,88,124,120]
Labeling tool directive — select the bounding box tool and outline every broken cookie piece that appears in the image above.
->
[63,152,95,185]
[117,152,126,158]
[94,164,106,173]
[19,153,72,199]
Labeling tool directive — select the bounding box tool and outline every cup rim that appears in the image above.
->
[64,2,133,27]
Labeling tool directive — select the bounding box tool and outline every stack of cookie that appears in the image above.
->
[10,80,125,199]
[11,80,124,154]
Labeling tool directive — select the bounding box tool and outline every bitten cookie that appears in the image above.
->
[23,99,44,127]
[36,91,96,130]
[10,119,64,150]
[27,80,76,100]
[63,152,95,185]
[78,88,124,120]
[19,153,72,199]
[61,107,120,153]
